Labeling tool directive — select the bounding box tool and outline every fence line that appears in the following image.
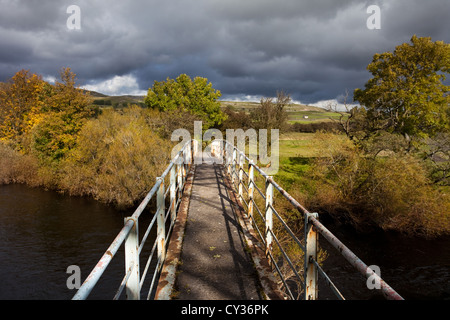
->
[216,139,403,300]
[72,140,198,300]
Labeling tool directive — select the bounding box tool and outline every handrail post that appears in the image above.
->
[169,164,176,224]
[156,177,166,266]
[222,139,226,163]
[232,147,237,184]
[177,162,183,199]
[248,161,254,219]
[227,141,232,176]
[190,139,193,166]
[238,152,244,200]
[265,176,273,266]
[189,139,195,168]
[182,149,187,185]
[304,212,319,300]
[177,157,183,198]
[124,217,140,300]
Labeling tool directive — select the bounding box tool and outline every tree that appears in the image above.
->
[220,106,253,130]
[31,68,93,162]
[354,35,450,139]
[327,90,369,142]
[251,90,290,132]
[0,70,46,150]
[144,74,225,129]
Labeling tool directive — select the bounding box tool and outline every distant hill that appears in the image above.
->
[220,100,326,112]
[85,90,146,108]
[84,93,342,123]
[219,100,343,123]
[84,90,109,98]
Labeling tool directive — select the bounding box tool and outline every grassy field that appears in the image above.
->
[274,132,320,187]
[287,111,343,123]
[279,132,325,158]
[220,100,344,124]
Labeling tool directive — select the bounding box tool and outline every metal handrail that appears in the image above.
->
[73,137,403,300]
[72,140,197,300]
[218,139,404,300]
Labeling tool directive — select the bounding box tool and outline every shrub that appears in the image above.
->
[220,106,253,130]
[305,132,450,237]
[59,106,172,208]
[0,142,40,185]
[360,154,450,237]
[289,121,343,133]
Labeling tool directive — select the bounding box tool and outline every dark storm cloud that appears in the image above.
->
[0,0,449,103]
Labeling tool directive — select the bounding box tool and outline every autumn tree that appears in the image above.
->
[0,70,46,150]
[32,68,93,162]
[354,35,450,139]
[144,74,225,129]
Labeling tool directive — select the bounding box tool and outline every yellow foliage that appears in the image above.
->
[0,70,45,150]
[59,106,172,208]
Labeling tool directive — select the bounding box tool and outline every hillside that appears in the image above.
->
[86,91,146,108]
[220,100,325,112]
[86,92,343,123]
[220,100,344,123]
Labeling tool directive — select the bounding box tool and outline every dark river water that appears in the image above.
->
[0,184,130,300]
[0,184,449,300]
[318,215,450,300]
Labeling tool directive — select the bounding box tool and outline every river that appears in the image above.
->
[0,184,449,300]
[318,215,450,300]
[0,184,129,300]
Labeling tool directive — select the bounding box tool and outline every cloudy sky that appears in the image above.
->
[0,0,449,105]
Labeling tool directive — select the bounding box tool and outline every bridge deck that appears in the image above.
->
[156,154,284,300]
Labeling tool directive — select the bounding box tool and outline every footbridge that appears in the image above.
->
[72,140,404,300]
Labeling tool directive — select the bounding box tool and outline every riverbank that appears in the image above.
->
[0,106,173,209]
[2,129,449,237]
[275,132,450,239]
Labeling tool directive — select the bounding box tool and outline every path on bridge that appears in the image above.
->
[174,155,264,300]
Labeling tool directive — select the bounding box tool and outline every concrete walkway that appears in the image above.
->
[174,159,263,300]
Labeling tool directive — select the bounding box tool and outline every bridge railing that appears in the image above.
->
[217,139,403,300]
[72,140,197,300]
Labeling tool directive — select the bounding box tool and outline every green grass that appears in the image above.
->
[273,132,321,187]
[279,132,323,158]
[276,157,312,187]
[288,111,344,123]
